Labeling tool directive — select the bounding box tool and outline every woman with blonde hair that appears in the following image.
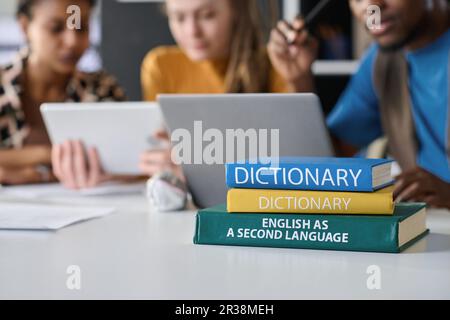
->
[140,0,317,176]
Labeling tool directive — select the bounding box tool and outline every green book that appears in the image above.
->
[194,203,429,253]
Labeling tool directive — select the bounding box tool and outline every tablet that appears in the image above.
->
[41,102,165,175]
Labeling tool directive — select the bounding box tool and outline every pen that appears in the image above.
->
[287,0,332,45]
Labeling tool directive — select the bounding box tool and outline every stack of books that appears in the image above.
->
[194,157,429,253]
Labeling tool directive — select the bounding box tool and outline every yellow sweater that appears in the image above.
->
[141,46,288,101]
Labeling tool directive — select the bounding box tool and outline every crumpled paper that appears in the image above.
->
[146,171,188,212]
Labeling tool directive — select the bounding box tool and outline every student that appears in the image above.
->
[139,0,317,176]
[141,0,317,100]
[269,0,450,209]
[0,0,125,187]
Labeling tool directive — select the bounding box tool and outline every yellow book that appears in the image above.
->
[227,186,394,215]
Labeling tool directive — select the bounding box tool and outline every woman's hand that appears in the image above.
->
[267,17,318,92]
[139,130,185,181]
[0,145,51,168]
[0,146,52,185]
[52,140,111,189]
[0,165,47,185]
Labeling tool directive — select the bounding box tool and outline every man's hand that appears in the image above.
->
[394,167,450,209]
[267,17,318,92]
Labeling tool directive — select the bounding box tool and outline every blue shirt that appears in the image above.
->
[327,29,450,182]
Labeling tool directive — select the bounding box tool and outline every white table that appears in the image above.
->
[0,192,449,300]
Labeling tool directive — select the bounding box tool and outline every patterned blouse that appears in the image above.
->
[0,49,126,148]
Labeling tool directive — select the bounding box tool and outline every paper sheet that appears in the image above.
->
[0,203,115,230]
[0,182,146,199]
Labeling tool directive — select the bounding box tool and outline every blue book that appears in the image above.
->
[225,157,394,192]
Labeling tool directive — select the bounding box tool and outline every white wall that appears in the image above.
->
[0,0,16,15]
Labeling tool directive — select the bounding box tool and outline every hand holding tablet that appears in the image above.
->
[41,102,166,189]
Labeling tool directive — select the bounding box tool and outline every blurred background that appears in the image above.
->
[0,0,373,111]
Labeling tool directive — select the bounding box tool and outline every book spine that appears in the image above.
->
[227,189,394,214]
[194,212,399,253]
[225,163,374,192]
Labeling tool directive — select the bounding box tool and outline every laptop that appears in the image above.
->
[41,102,164,175]
[158,93,334,208]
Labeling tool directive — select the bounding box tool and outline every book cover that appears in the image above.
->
[194,203,428,253]
[227,186,394,215]
[225,157,394,192]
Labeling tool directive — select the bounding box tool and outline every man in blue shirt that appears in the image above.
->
[268,0,450,209]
